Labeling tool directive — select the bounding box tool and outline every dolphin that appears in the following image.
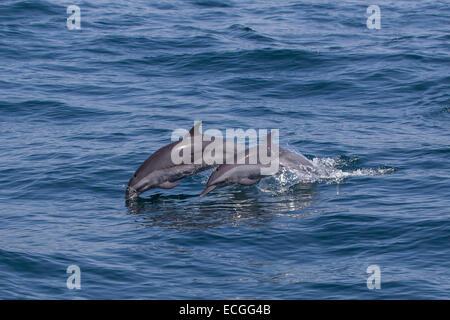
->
[126,122,209,200]
[199,137,318,197]
[125,122,240,200]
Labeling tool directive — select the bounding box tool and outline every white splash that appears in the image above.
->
[258,156,394,193]
[311,157,394,183]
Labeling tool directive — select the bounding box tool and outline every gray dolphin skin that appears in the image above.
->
[126,121,239,200]
[199,145,318,197]
[126,122,318,200]
[126,122,214,200]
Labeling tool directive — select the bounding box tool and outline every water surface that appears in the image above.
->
[0,0,449,299]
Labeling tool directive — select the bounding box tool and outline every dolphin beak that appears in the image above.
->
[125,185,139,201]
[199,185,217,197]
[125,175,147,200]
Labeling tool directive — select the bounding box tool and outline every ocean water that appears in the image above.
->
[0,0,449,299]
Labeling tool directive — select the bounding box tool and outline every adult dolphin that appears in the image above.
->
[125,121,238,200]
[199,137,318,197]
[126,122,205,200]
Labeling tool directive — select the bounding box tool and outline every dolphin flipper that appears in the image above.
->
[199,185,217,197]
[158,181,181,189]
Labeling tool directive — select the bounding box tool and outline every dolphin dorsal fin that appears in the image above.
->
[262,130,274,148]
[261,130,279,156]
[185,121,202,139]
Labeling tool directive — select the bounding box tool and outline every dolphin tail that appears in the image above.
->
[199,185,217,197]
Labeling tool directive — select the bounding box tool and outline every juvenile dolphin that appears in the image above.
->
[125,122,239,200]
[199,138,318,197]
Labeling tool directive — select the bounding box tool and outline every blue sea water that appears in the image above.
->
[0,0,449,299]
